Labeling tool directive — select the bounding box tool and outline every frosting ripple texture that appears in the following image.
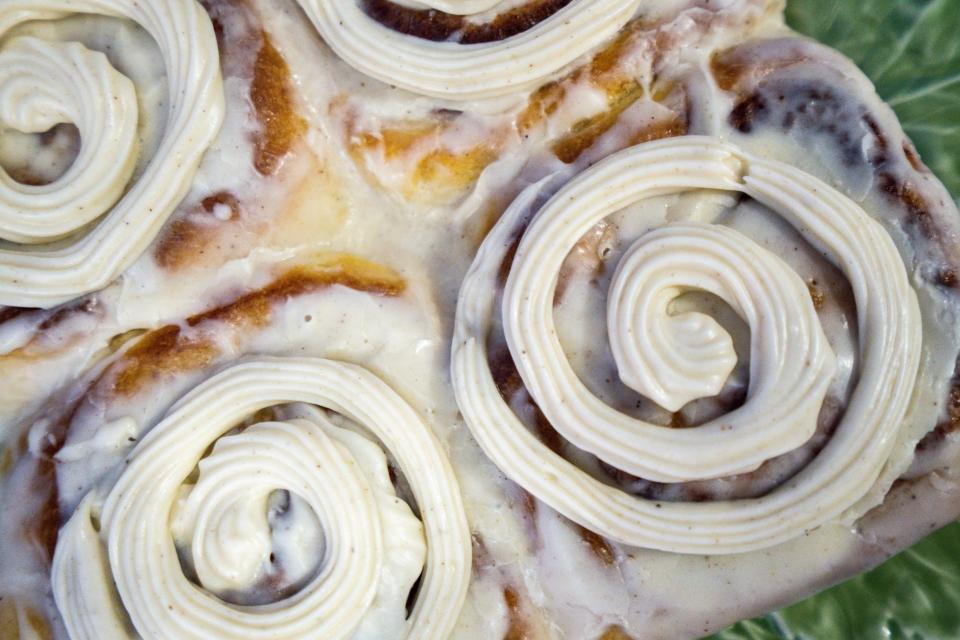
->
[452,136,923,554]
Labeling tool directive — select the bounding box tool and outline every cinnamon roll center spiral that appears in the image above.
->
[453,136,921,554]
[52,358,470,639]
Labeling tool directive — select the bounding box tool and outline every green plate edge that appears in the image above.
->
[712,0,960,637]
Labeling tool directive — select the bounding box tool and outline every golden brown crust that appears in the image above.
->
[110,254,405,397]
[110,325,220,398]
[346,14,693,205]
[154,220,219,271]
[550,84,645,163]
[501,586,529,640]
[347,116,507,206]
[0,598,53,640]
[154,192,244,270]
[517,18,685,141]
[709,44,805,93]
[806,279,826,311]
[251,35,308,177]
[502,585,554,640]
[154,12,307,273]
[7,256,403,447]
[576,525,617,567]
[28,459,60,564]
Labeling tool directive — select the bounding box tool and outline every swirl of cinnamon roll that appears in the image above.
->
[452,136,922,554]
[296,0,642,100]
[52,358,470,639]
[0,0,224,307]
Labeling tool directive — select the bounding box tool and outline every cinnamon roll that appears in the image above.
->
[452,136,921,553]
[53,358,470,640]
[2,245,471,639]
[1,0,959,638]
[0,0,224,307]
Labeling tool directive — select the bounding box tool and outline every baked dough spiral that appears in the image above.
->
[52,358,470,639]
[452,136,922,554]
[0,0,224,307]
[296,0,642,100]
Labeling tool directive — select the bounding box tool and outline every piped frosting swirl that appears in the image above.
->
[0,37,138,245]
[0,0,224,307]
[52,358,471,639]
[452,136,922,554]
[295,0,642,100]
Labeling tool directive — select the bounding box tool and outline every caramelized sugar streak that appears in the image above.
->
[251,35,307,176]
[0,598,53,640]
[350,119,504,205]
[502,586,531,640]
[155,23,307,271]
[153,191,245,271]
[348,14,692,202]
[112,255,405,396]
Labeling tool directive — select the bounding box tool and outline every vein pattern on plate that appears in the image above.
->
[295,0,642,100]
[452,136,922,553]
[52,358,471,640]
[0,0,224,307]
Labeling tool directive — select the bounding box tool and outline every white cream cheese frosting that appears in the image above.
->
[453,136,923,553]
[1,0,959,638]
[0,36,138,244]
[295,0,643,101]
[0,0,224,308]
[52,357,471,640]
